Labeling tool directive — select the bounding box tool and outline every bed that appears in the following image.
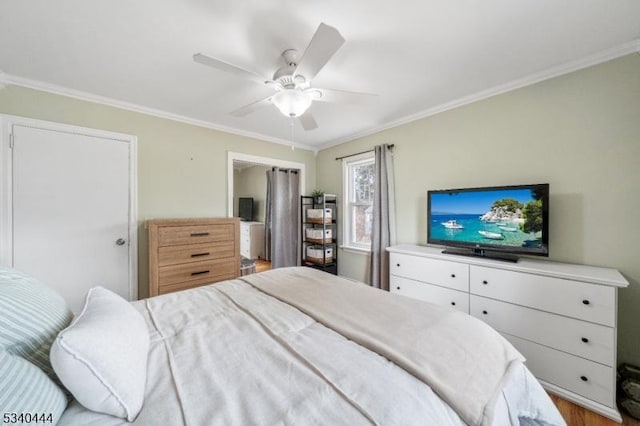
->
[0,266,565,426]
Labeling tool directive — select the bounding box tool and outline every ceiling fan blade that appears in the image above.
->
[193,53,267,85]
[294,23,345,82]
[313,88,377,105]
[298,112,318,131]
[230,95,273,117]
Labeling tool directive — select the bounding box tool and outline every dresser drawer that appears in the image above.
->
[470,295,614,366]
[390,276,469,313]
[390,253,469,291]
[505,333,615,408]
[157,273,235,295]
[158,258,238,287]
[158,241,235,266]
[158,224,235,246]
[470,266,615,326]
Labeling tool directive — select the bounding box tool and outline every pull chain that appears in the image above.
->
[290,118,295,150]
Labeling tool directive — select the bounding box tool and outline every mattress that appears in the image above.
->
[59,267,565,426]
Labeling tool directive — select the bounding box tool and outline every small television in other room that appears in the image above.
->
[427,183,549,261]
[238,197,254,221]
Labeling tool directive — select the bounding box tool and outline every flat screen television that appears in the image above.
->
[238,197,254,221]
[427,183,549,261]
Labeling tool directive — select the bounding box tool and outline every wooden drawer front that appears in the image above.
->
[470,295,614,366]
[158,224,235,246]
[390,276,469,313]
[159,258,237,287]
[158,241,235,267]
[390,253,469,292]
[505,333,614,408]
[157,273,235,295]
[470,266,615,327]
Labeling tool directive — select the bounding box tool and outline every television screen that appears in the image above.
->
[238,197,254,221]
[427,184,549,257]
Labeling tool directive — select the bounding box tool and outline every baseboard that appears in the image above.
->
[541,380,622,423]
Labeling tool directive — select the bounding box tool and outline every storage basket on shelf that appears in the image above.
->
[306,208,332,224]
[305,228,332,244]
[306,245,333,264]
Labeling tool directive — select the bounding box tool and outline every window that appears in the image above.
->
[342,152,375,251]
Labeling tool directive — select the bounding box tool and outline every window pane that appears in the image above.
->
[352,162,375,203]
[352,205,373,244]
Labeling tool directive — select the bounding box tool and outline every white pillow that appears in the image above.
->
[50,287,149,421]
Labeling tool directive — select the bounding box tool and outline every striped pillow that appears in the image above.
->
[0,266,73,382]
[0,349,67,423]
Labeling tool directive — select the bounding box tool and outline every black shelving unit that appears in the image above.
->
[301,194,337,275]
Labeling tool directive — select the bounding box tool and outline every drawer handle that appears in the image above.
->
[396,286,400,290]
[396,263,400,267]
[482,280,488,285]
[582,299,590,305]
[451,301,456,306]
[580,375,588,382]
[191,252,210,257]
[191,232,210,237]
[581,337,589,343]
[191,270,210,276]
[450,274,456,278]
[482,310,488,315]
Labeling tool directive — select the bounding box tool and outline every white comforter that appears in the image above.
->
[59,268,565,426]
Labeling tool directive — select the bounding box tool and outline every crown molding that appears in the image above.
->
[0,73,315,152]
[1,38,638,154]
[318,39,640,151]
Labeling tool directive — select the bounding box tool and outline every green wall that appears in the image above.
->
[0,86,316,298]
[316,53,640,365]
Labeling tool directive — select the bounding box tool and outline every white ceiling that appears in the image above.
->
[0,1,638,150]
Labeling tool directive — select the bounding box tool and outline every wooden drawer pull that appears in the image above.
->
[191,252,210,257]
[191,270,210,276]
[191,232,210,237]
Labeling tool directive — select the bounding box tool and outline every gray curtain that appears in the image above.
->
[369,144,396,290]
[265,167,300,268]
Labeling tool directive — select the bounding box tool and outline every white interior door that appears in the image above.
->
[10,123,134,313]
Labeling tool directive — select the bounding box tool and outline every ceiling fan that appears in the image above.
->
[193,23,376,130]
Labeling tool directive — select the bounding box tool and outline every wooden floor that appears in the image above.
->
[550,394,639,426]
[255,259,271,273]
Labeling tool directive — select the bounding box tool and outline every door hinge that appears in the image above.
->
[8,133,13,149]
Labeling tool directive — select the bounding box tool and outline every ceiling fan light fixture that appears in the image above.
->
[271,89,313,117]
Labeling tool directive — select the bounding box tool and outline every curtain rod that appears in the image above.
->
[334,144,394,161]
[271,167,298,174]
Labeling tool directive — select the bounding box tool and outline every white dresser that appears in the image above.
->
[240,221,265,260]
[387,244,628,421]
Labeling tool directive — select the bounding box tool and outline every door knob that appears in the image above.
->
[116,238,126,246]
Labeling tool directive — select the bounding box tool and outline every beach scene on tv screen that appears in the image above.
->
[430,188,544,249]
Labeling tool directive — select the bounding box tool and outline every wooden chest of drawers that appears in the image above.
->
[147,218,240,296]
